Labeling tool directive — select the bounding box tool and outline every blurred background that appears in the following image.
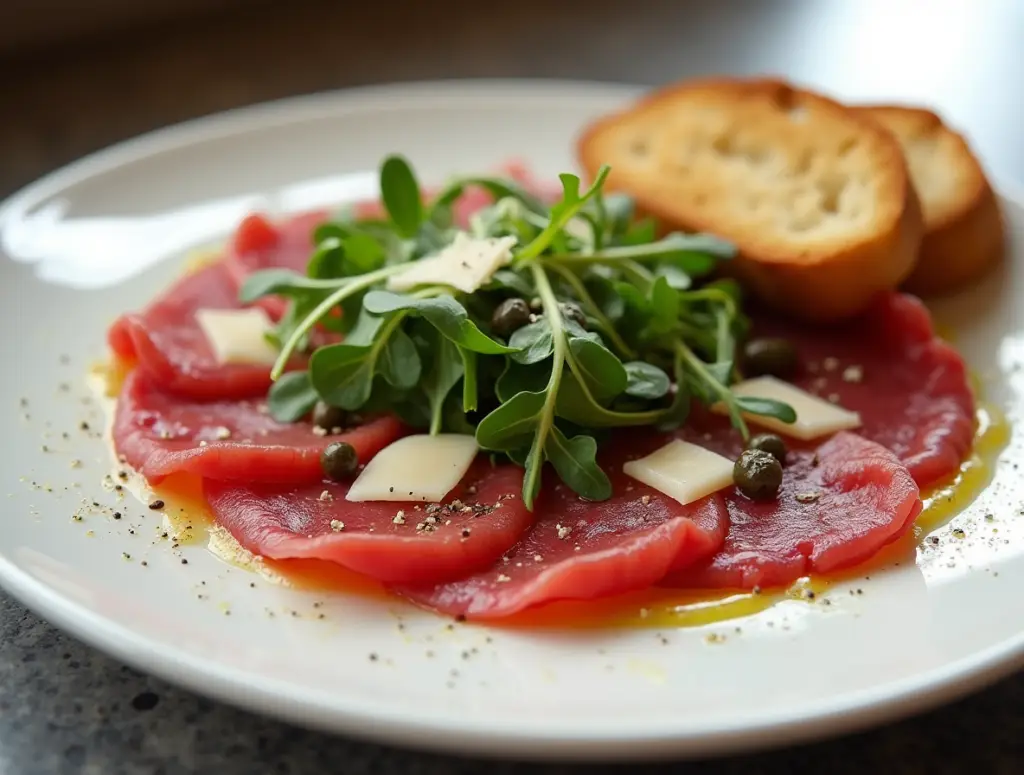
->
[2,1,1024,773]
[2,0,1023,201]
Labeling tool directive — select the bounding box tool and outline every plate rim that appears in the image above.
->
[2,77,1023,761]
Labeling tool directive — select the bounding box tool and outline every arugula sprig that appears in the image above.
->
[239,154,795,509]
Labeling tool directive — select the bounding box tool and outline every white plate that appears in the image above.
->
[1,80,1023,762]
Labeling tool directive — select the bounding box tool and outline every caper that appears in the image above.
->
[733,449,783,500]
[321,441,359,481]
[312,401,349,431]
[747,433,787,465]
[490,298,532,337]
[559,301,588,329]
[741,337,800,379]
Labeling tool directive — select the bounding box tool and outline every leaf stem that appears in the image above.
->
[543,241,695,264]
[522,263,568,508]
[270,263,407,380]
[674,341,750,440]
[542,261,636,359]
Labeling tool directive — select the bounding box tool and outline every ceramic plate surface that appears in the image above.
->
[1,80,1023,761]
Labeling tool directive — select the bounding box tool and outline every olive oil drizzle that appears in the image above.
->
[97,355,1008,631]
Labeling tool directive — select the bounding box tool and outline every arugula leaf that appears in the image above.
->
[620,218,656,246]
[485,269,534,297]
[624,361,671,399]
[475,390,546,450]
[378,328,422,390]
[239,269,341,303]
[553,371,664,428]
[508,320,553,365]
[654,263,692,290]
[459,347,478,412]
[735,396,797,424]
[342,305,385,346]
[513,166,611,263]
[307,238,346,279]
[266,371,318,422]
[421,332,464,434]
[544,426,612,501]
[309,343,376,410]
[342,232,387,275]
[363,290,516,355]
[603,193,635,238]
[567,337,627,401]
[432,176,548,217]
[584,274,625,322]
[706,360,734,386]
[647,276,681,335]
[379,155,423,238]
[495,362,549,403]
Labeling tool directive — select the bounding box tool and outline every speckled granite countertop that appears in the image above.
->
[2,1,1024,772]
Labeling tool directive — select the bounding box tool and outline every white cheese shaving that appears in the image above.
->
[345,434,479,503]
[194,308,279,366]
[622,440,734,506]
[386,233,517,294]
[718,376,862,440]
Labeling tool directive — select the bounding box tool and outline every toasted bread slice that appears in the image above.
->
[577,78,924,321]
[854,105,1004,296]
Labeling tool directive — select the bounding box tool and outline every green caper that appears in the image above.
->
[490,298,532,337]
[733,449,783,501]
[321,441,359,481]
[559,301,588,329]
[741,337,800,379]
[747,433,788,465]
[312,401,349,431]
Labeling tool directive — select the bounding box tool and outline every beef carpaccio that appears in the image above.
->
[105,162,978,622]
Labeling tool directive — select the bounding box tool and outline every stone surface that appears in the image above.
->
[1,0,1023,772]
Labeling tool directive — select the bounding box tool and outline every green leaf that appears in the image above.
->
[603,193,635,238]
[615,281,651,318]
[363,291,517,355]
[378,328,422,389]
[342,306,386,346]
[553,371,660,428]
[474,390,546,450]
[266,371,318,422]
[514,166,611,263]
[380,155,423,238]
[307,238,346,279]
[432,176,548,216]
[521,443,544,511]
[654,263,692,290]
[341,232,387,275]
[648,276,681,334]
[568,337,627,401]
[460,347,478,412]
[623,361,671,399]
[508,320,553,365]
[734,396,797,424]
[495,362,549,403]
[485,269,534,297]
[664,232,737,259]
[584,274,625,321]
[421,333,464,434]
[312,222,346,245]
[309,343,375,410]
[620,218,656,246]
[239,269,338,303]
[545,427,612,501]
[443,392,478,435]
[706,360,734,386]
[655,384,691,432]
[706,277,744,303]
